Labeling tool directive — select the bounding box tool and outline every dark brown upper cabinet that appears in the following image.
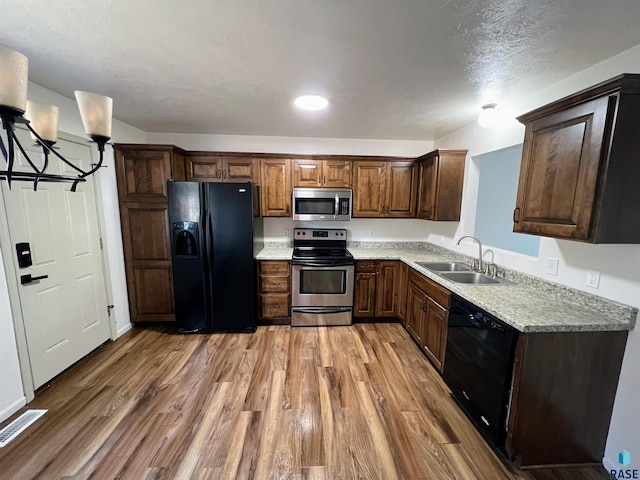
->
[293,159,351,188]
[114,144,186,203]
[186,153,258,183]
[261,158,292,217]
[416,149,467,221]
[514,74,640,243]
[352,159,417,217]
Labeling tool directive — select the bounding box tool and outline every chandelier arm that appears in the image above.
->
[0,132,8,161]
[24,123,86,175]
[71,142,106,192]
[5,123,16,188]
[11,130,47,174]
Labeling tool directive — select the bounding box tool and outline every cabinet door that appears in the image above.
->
[385,161,418,217]
[186,155,223,182]
[375,261,399,317]
[323,160,351,188]
[116,149,174,203]
[422,299,448,372]
[261,158,292,216]
[352,161,386,217]
[120,204,175,321]
[397,262,408,324]
[293,159,322,187]
[417,156,438,220]
[224,157,257,183]
[354,272,377,317]
[405,284,424,343]
[514,96,610,240]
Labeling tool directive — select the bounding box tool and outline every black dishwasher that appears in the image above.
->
[443,295,518,449]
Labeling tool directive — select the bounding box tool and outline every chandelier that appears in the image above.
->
[0,43,113,191]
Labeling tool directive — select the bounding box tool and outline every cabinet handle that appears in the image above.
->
[513,207,520,223]
[318,174,321,183]
[270,282,280,287]
[286,204,290,214]
[216,168,222,179]
[323,174,326,184]
[223,169,227,179]
[270,304,281,309]
[273,265,280,271]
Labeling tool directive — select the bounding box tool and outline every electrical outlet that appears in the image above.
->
[369,229,375,238]
[283,229,289,239]
[585,270,601,289]
[546,257,559,276]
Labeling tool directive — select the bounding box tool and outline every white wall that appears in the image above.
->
[147,132,433,158]
[0,82,145,422]
[264,217,438,243]
[434,45,640,470]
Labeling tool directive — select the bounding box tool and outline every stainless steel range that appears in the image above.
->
[291,228,355,326]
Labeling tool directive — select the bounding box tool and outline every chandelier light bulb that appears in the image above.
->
[25,100,59,144]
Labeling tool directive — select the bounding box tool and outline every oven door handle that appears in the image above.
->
[293,261,354,267]
[292,307,352,314]
[334,194,339,219]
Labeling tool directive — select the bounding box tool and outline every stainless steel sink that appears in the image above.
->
[439,271,514,285]
[416,261,471,272]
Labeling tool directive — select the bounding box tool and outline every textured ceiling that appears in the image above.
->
[2,0,640,140]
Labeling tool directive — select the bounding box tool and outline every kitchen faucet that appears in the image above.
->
[457,235,483,272]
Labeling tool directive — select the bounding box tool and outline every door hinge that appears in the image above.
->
[99,238,104,250]
[107,304,114,317]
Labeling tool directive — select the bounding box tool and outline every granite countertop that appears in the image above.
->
[256,242,637,333]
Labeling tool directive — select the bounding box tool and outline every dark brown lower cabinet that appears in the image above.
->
[258,261,291,324]
[353,260,401,319]
[405,269,451,373]
[397,262,408,325]
[506,330,628,467]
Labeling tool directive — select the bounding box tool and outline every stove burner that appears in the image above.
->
[292,228,353,266]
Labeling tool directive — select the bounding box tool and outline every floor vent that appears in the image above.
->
[0,409,47,447]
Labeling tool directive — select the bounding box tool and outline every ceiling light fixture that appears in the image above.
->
[294,94,329,111]
[477,103,498,128]
[0,44,113,191]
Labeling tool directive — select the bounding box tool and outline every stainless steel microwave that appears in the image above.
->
[292,188,352,221]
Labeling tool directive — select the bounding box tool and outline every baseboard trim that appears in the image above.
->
[116,322,133,338]
[0,396,27,424]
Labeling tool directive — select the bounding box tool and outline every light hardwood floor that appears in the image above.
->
[0,324,609,479]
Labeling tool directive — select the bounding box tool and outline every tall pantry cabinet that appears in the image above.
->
[113,144,187,323]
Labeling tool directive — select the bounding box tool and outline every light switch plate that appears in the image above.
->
[585,270,601,288]
[546,257,559,276]
[369,229,375,238]
[283,229,289,239]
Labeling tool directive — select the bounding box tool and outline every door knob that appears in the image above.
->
[21,274,49,285]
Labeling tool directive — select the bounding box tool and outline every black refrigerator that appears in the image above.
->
[167,181,263,333]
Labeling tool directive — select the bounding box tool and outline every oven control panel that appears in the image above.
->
[294,228,347,240]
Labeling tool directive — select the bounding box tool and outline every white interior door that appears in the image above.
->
[1,129,111,389]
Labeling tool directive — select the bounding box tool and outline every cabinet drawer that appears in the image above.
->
[260,294,290,318]
[259,261,290,275]
[259,275,289,293]
[356,261,377,273]
[409,269,451,308]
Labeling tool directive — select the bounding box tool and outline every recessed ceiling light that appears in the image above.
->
[294,94,328,111]
[478,103,498,128]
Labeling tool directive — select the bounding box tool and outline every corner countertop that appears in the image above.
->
[256,243,637,333]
